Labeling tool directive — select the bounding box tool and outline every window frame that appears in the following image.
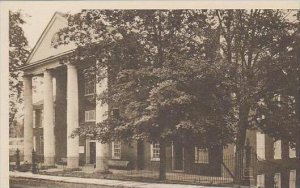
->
[85,110,96,122]
[84,74,96,96]
[112,141,121,160]
[39,135,44,155]
[274,173,281,188]
[150,142,160,161]
[257,174,265,188]
[256,132,266,160]
[273,139,282,160]
[289,144,296,158]
[194,147,209,164]
[289,170,296,188]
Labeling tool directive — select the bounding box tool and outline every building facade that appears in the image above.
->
[21,12,298,187]
[21,12,225,173]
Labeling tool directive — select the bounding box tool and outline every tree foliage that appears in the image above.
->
[58,10,235,146]
[9,10,30,127]
[55,9,299,180]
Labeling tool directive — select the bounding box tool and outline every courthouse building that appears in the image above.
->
[20,12,298,187]
[21,12,225,173]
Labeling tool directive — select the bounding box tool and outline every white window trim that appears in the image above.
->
[150,143,160,161]
[33,136,36,151]
[289,170,296,188]
[33,110,36,128]
[274,173,281,188]
[85,110,96,122]
[257,174,265,188]
[274,139,282,160]
[112,141,121,160]
[289,144,296,158]
[194,147,209,164]
[256,132,266,160]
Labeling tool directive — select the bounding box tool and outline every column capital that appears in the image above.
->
[66,63,77,69]
[43,68,53,74]
[23,74,33,80]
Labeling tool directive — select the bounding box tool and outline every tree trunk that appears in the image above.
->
[295,18,300,188]
[234,103,250,186]
[296,18,300,188]
[159,139,167,180]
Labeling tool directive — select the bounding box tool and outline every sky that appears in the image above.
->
[17,8,81,48]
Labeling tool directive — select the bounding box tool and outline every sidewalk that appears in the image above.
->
[10,171,229,188]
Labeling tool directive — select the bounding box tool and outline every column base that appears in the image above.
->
[44,156,55,166]
[67,157,79,168]
[95,156,109,172]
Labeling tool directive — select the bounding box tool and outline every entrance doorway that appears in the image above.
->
[173,143,184,171]
[90,142,96,164]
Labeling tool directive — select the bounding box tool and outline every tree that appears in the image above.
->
[56,10,298,183]
[9,10,30,128]
[214,9,298,184]
[57,10,235,179]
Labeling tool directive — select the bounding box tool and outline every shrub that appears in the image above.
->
[63,168,82,172]
[18,163,31,172]
[40,165,57,170]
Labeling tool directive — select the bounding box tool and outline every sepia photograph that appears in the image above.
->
[1,2,300,188]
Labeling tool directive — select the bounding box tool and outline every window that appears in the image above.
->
[84,74,96,95]
[289,170,296,188]
[257,174,265,188]
[274,173,281,188]
[195,147,209,164]
[256,132,265,160]
[274,140,282,159]
[85,110,96,122]
[151,142,160,161]
[112,141,121,159]
[40,109,43,127]
[39,136,44,155]
[112,108,120,118]
[289,144,296,158]
[33,110,36,128]
[35,109,43,128]
[33,109,44,128]
[33,136,36,151]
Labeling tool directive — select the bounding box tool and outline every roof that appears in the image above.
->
[22,11,76,71]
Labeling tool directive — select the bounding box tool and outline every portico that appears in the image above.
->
[21,12,109,169]
[23,61,80,168]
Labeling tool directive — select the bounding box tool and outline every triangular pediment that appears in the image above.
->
[26,12,76,64]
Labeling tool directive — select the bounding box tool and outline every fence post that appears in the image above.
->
[16,148,20,170]
[32,149,37,174]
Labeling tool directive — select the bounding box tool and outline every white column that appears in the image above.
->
[96,66,109,171]
[43,70,55,165]
[24,76,33,163]
[67,64,79,168]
